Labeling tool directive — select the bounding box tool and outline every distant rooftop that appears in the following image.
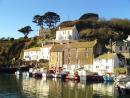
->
[96,53,116,59]
[51,40,97,52]
[24,47,41,52]
[57,26,75,31]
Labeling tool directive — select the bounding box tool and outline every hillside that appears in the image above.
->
[0,38,39,67]
[1,13,130,67]
[58,13,130,43]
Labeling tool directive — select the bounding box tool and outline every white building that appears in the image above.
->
[24,47,41,61]
[55,26,79,41]
[40,44,53,60]
[23,44,53,61]
[93,53,120,75]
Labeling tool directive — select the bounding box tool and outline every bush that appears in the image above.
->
[114,67,128,74]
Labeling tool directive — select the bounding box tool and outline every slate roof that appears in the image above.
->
[24,47,41,52]
[51,40,96,52]
[97,53,116,59]
[57,27,74,31]
[50,44,65,52]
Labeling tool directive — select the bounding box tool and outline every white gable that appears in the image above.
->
[55,26,79,41]
[93,54,119,75]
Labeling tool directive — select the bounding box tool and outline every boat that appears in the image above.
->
[61,70,70,80]
[77,67,103,82]
[103,73,115,82]
[114,75,130,95]
[29,68,47,78]
[114,74,127,82]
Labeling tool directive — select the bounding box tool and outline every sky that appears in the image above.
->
[0,0,130,39]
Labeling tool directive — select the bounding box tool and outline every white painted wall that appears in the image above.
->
[24,50,41,61]
[24,46,52,61]
[93,55,119,75]
[40,47,52,60]
[55,26,79,41]
[84,64,93,71]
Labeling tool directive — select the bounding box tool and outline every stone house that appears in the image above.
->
[49,40,103,72]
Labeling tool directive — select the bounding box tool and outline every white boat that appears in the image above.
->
[15,70,20,75]
[114,74,127,82]
[114,75,130,95]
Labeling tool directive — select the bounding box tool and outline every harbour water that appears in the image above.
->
[0,74,130,98]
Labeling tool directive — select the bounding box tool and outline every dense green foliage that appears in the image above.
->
[43,12,60,29]
[0,38,38,67]
[79,13,99,21]
[33,15,44,29]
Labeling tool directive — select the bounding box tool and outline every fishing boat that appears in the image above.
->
[115,75,130,95]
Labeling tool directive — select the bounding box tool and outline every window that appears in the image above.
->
[96,66,99,68]
[69,35,71,39]
[25,56,29,58]
[68,31,70,35]
[106,66,109,69]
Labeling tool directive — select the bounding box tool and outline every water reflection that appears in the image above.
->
[93,82,114,96]
[0,74,130,98]
[22,78,49,98]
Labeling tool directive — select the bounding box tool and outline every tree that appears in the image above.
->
[18,26,33,38]
[32,15,44,29]
[79,13,99,21]
[43,12,60,29]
